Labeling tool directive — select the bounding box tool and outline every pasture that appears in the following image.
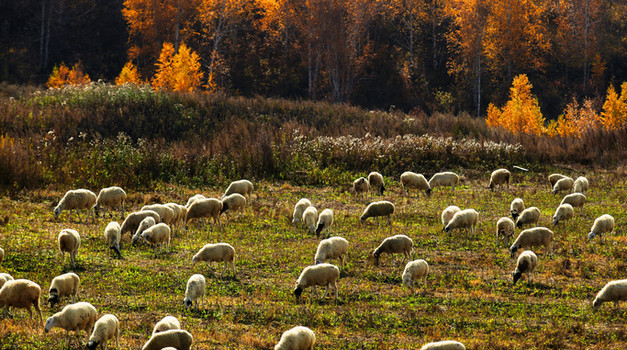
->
[0,170,626,349]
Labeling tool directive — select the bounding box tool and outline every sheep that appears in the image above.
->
[302,206,318,235]
[516,207,541,229]
[220,193,247,215]
[588,214,615,243]
[548,173,567,188]
[58,228,81,268]
[592,279,627,311]
[400,172,431,197]
[192,243,236,276]
[44,301,97,347]
[509,227,554,257]
[93,186,126,219]
[185,194,206,209]
[552,177,574,194]
[368,171,385,195]
[132,216,156,244]
[0,273,13,289]
[183,274,206,310]
[274,326,315,350]
[139,223,171,254]
[441,205,461,230]
[353,177,370,196]
[372,234,413,266]
[315,209,334,237]
[512,250,537,285]
[292,198,312,225]
[0,279,42,325]
[165,203,187,232]
[120,210,161,236]
[444,209,479,236]
[224,179,254,202]
[573,176,589,194]
[141,329,193,350]
[496,217,516,246]
[552,203,574,226]
[402,259,429,293]
[428,172,460,193]
[104,221,122,258]
[360,201,395,225]
[489,168,510,191]
[510,198,525,220]
[152,316,181,335]
[0,246,4,263]
[86,314,119,350]
[314,236,348,268]
[186,198,223,228]
[560,193,586,215]
[141,204,176,225]
[54,189,97,223]
[293,263,340,302]
[48,272,80,308]
[419,340,466,350]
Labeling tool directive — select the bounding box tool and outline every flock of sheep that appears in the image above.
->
[0,169,621,349]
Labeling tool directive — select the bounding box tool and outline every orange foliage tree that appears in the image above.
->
[554,98,601,136]
[115,61,143,85]
[151,43,204,92]
[46,62,91,88]
[600,82,627,130]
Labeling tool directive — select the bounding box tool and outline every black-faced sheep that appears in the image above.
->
[86,314,120,350]
[372,234,413,266]
[444,209,479,236]
[293,263,340,302]
[516,207,541,229]
[588,214,615,243]
[94,186,126,219]
[513,250,537,285]
[368,171,385,195]
[48,272,80,308]
[509,227,554,258]
[184,274,206,310]
[489,168,510,191]
[315,209,334,237]
[510,198,524,220]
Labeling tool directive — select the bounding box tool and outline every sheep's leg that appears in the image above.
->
[340,255,344,269]
[333,281,338,301]
[231,261,236,275]
[321,285,329,299]
[221,262,228,277]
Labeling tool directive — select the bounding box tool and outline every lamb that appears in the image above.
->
[489,168,511,191]
[402,259,429,293]
[360,201,395,225]
[372,234,413,266]
[302,206,318,235]
[573,176,589,194]
[48,272,80,308]
[552,177,574,194]
[274,326,315,350]
[441,205,461,230]
[512,250,537,285]
[516,207,541,229]
[444,209,479,236]
[104,221,122,258]
[315,209,334,237]
[293,263,340,302]
[400,172,431,197]
[560,193,586,214]
[220,193,247,215]
[592,279,627,310]
[184,274,206,310]
[428,172,460,193]
[139,223,171,254]
[314,237,348,268]
[86,314,119,350]
[548,173,567,188]
[44,301,97,347]
[552,203,574,226]
[587,214,615,243]
[186,198,223,228]
[0,279,42,325]
[292,198,312,225]
[93,186,126,219]
[132,216,156,244]
[509,227,554,257]
[54,189,97,223]
[141,329,193,350]
[368,171,385,195]
[353,177,370,196]
[510,198,525,220]
[141,204,176,226]
[152,316,181,335]
[419,340,466,350]
[224,179,254,202]
[120,210,161,236]
[58,228,81,268]
[496,217,516,246]
[185,194,206,209]
[0,273,13,289]
[192,243,236,276]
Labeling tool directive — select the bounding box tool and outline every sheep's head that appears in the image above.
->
[425,188,432,197]
[191,254,200,265]
[53,206,61,219]
[552,216,559,226]
[511,211,519,220]
[93,204,101,217]
[360,215,367,223]
[512,270,523,284]
[220,202,229,214]
[293,286,303,300]
[131,233,141,246]
[444,224,452,234]
[47,289,59,307]
[372,250,380,266]
[380,185,385,195]
[86,340,100,350]
[587,232,596,241]
[592,298,601,310]
[489,182,495,191]
[184,297,193,309]
[44,317,55,332]
[509,245,519,258]
[516,220,524,229]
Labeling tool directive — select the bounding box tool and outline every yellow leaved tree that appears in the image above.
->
[485,74,544,135]
[554,98,601,137]
[151,43,204,92]
[115,61,143,85]
[600,82,627,130]
[47,62,91,88]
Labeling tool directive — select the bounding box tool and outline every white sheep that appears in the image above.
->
[141,329,193,350]
[548,173,567,188]
[512,250,537,285]
[220,193,247,216]
[104,221,122,258]
[0,247,3,264]
[516,207,541,229]
[141,204,176,226]
[302,206,318,235]
[0,273,13,289]
[593,279,627,310]
[368,171,385,195]
[372,234,413,266]
[510,198,525,220]
[400,172,431,197]
[120,210,161,236]
[44,301,97,347]
[402,259,429,293]
[224,179,254,202]
[444,209,479,236]
[315,209,334,237]
[552,203,574,226]
[165,202,187,232]
[152,316,181,335]
[314,237,348,268]
[48,272,80,308]
[441,205,461,230]
[560,193,586,215]
[489,168,510,191]
[496,217,516,246]
[588,214,615,243]
[552,177,574,194]
[428,172,460,193]
[509,227,554,257]
[573,176,589,194]
[419,340,466,350]
[132,216,157,245]
[293,263,340,302]
[360,201,395,225]
[86,314,119,350]
[292,198,312,225]
[0,279,42,325]
[274,326,315,350]
[140,223,171,254]
[353,177,370,196]
[58,228,81,268]
[54,189,97,223]
[186,198,222,228]
[94,186,126,219]
[192,243,236,276]
[185,194,206,209]
[184,274,206,310]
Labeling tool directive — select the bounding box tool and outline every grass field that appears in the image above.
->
[0,170,626,349]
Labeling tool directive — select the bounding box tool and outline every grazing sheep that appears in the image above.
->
[560,193,586,215]
[573,176,589,194]
[152,316,180,335]
[293,263,340,302]
[509,227,554,257]
[372,234,413,266]
[510,198,525,220]
[192,243,236,276]
[402,259,429,293]
[588,214,615,243]
[224,179,254,202]
[274,326,315,350]
[302,206,318,235]
[220,193,247,215]
[360,201,395,225]
[0,279,42,324]
[94,186,126,219]
[428,172,460,193]
[184,274,206,310]
[353,177,370,196]
[54,189,97,223]
[314,237,348,268]
[516,207,541,229]
[0,273,13,289]
[496,217,516,246]
[186,198,222,228]
[552,204,574,226]
[86,314,119,350]
[44,301,97,347]
[132,216,156,245]
[489,168,511,191]
[165,203,187,232]
[513,250,537,285]
[593,279,627,310]
[368,171,385,195]
[185,194,206,209]
[548,173,567,188]
[552,177,574,194]
[104,221,122,258]
[292,198,312,225]
[400,172,431,197]
[48,272,80,308]
[141,329,193,350]
[444,209,479,236]
[139,223,171,254]
[58,228,81,268]
[419,340,466,350]
[120,210,161,236]
[141,204,176,226]
[441,206,461,230]
[315,209,334,237]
